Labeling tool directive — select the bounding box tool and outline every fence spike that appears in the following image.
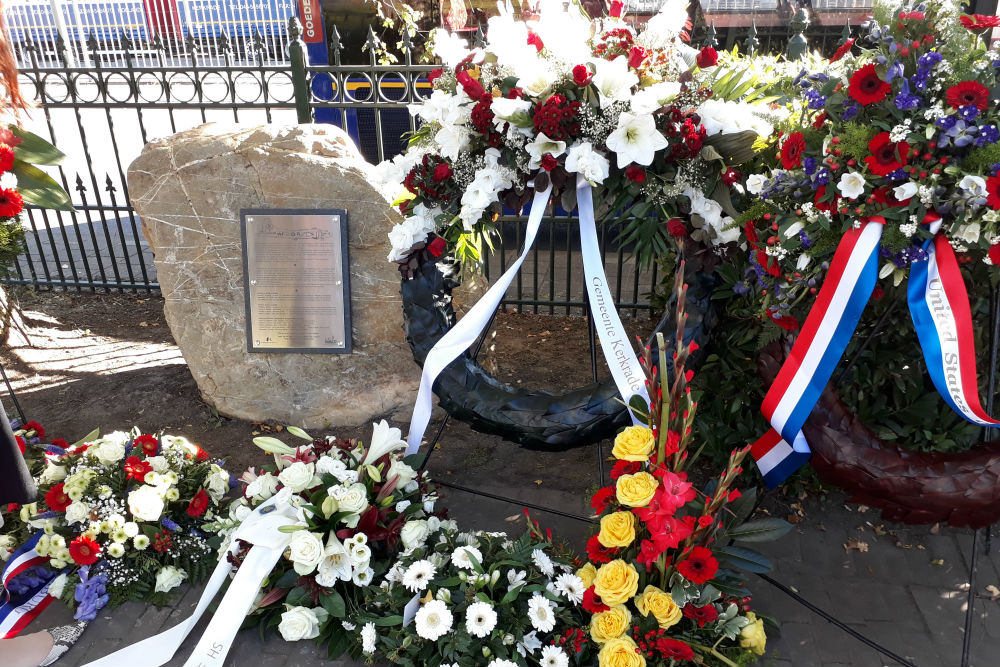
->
[185,34,198,54]
[841,18,852,44]
[253,27,265,54]
[363,25,379,53]
[786,8,810,60]
[74,174,86,192]
[151,33,165,52]
[105,175,116,193]
[328,24,342,66]
[219,30,232,54]
[55,33,67,66]
[288,16,302,40]
[744,20,759,56]
[401,26,413,53]
[120,29,134,53]
[473,25,486,48]
[703,21,717,48]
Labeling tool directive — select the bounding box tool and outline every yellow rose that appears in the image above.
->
[598,511,637,548]
[577,562,597,589]
[634,585,682,629]
[615,472,659,508]
[740,612,767,655]
[598,636,646,667]
[590,605,632,643]
[594,560,639,606]
[612,426,655,461]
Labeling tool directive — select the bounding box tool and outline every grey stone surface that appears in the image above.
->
[126,123,420,429]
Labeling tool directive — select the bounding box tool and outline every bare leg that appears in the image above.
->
[0,631,55,667]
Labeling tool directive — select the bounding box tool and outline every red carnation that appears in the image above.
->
[15,435,25,455]
[124,455,153,482]
[987,175,1000,210]
[864,132,910,176]
[658,638,695,661]
[848,64,891,106]
[960,14,1000,31]
[134,434,158,456]
[0,188,21,219]
[667,218,687,238]
[626,165,646,183]
[540,154,558,172]
[187,488,210,517]
[830,38,854,63]
[455,70,485,100]
[946,81,990,111]
[427,236,447,257]
[683,603,720,627]
[608,0,624,17]
[23,421,45,438]
[69,535,101,565]
[51,438,69,449]
[0,144,14,173]
[628,46,647,69]
[427,68,442,85]
[590,486,616,513]
[696,46,718,68]
[45,483,71,512]
[573,64,592,86]
[433,162,452,183]
[583,586,610,613]
[527,31,544,52]
[677,546,719,584]
[780,132,806,170]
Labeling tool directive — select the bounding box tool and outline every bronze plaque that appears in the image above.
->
[241,209,351,353]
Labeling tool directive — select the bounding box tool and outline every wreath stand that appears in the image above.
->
[402,252,995,667]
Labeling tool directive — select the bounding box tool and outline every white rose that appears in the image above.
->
[564,142,611,185]
[39,464,67,484]
[128,485,165,522]
[289,530,325,575]
[246,472,279,502]
[395,500,412,513]
[277,462,318,493]
[893,181,919,201]
[710,216,741,245]
[278,606,327,642]
[206,465,230,500]
[154,565,187,593]
[837,171,867,200]
[387,460,417,488]
[746,173,768,196]
[315,456,347,477]
[337,483,370,518]
[146,456,169,473]
[90,440,126,465]
[400,520,430,551]
[64,501,91,526]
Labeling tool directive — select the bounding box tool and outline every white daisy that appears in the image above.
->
[414,599,453,641]
[401,559,437,593]
[540,645,569,667]
[451,546,483,571]
[532,549,554,576]
[360,622,377,655]
[554,573,585,604]
[527,593,556,632]
[487,660,519,667]
[465,600,498,638]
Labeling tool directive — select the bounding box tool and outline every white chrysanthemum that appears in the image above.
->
[107,542,125,558]
[488,660,519,667]
[554,573,585,604]
[451,545,483,571]
[414,599,453,641]
[464,600,498,638]
[401,559,437,593]
[527,593,556,632]
[532,549,554,576]
[541,645,570,667]
[360,622,377,655]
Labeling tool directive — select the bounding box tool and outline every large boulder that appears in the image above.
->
[128,123,419,428]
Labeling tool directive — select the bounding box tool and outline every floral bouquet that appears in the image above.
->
[375,0,779,272]
[22,429,231,621]
[735,0,1000,328]
[349,514,593,667]
[579,271,788,667]
[211,421,439,658]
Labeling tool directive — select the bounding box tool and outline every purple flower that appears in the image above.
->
[939,119,978,148]
[887,168,909,181]
[976,124,999,146]
[886,60,905,82]
[803,157,817,175]
[74,565,109,622]
[812,167,831,187]
[799,231,813,249]
[6,566,57,597]
[843,102,859,121]
[803,88,826,110]
[162,517,180,531]
[990,163,1000,176]
[9,418,20,430]
[894,79,921,110]
[918,51,942,68]
[959,105,980,122]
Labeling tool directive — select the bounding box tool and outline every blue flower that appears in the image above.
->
[936,114,958,130]
[803,157,817,175]
[959,105,980,122]
[799,231,813,249]
[803,88,826,110]
[887,168,909,181]
[977,125,1000,146]
[894,80,921,110]
[843,102,859,121]
[939,119,978,148]
[74,565,109,622]
[162,517,180,531]
[886,60,905,82]
[990,163,1000,176]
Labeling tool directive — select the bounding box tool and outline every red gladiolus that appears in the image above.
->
[427,237,447,257]
[45,483,71,511]
[433,163,452,183]
[0,188,21,218]
[830,38,854,63]
[628,46,647,69]
[960,14,1000,31]
[124,455,153,482]
[427,68,442,85]
[626,165,646,183]
[583,586,610,613]
[683,604,720,627]
[187,488,210,517]
[573,64,592,86]
[696,46,718,68]
[987,175,1000,210]
[134,434,158,456]
[636,538,664,567]
[659,471,696,509]
[608,0,624,17]
[780,132,806,170]
[15,435,25,455]
[586,534,618,564]
[0,128,21,147]
[848,64,891,106]
[527,31,544,52]
[24,421,45,438]
[69,535,101,565]
[667,218,687,238]
[659,638,695,661]
[864,132,910,176]
[677,546,719,584]
[947,81,990,111]
[590,486,616,512]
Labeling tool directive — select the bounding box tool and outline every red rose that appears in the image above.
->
[15,435,24,455]
[69,535,101,565]
[427,236,447,257]
[676,545,719,584]
[625,165,646,183]
[427,68,443,85]
[455,70,485,100]
[987,175,1000,210]
[960,14,1000,31]
[696,46,718,68]
[608,0,624,18]
[540,154,558,172]
[780,131,806,170]
[666,218,687,237]
[864,132,910,176]
[830,39,854,63]
[433,162,452,182]
[0,188,21,219]
[683,604,720,627]
[45,483,71,511]
[573,64,592,86]
[124,455,153,482]
[946,81,990,111]
[848,64,891,106]
[24,421,45,438]
[628,46,647,69]
[134,434,159,456]
[527,31,544,52]
[187,488,210,517]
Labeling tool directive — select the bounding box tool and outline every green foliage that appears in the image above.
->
[0,217,24,277]
[963,142,1000,175]
[837,122,878,163]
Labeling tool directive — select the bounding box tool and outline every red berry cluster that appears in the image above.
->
[403,154,453,202]
[592,28,635,58]
[153,531,174,553]
[633,625,696,662]
[532,94,581,141]
[553,628,589,655]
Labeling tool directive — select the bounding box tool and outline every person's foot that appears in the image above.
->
[38,621,87,666]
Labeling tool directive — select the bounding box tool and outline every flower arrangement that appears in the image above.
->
[375,0,779,272]
[20,429,230,621]
[735,0,1000,328]
[579,270,789,667]
[210,421,440,657]
[349,514,593,667]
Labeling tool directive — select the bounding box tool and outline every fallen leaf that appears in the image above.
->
[138,321,148,327]
[931,559,945,566]
[534,479,543,485]
[929,523,940,535]
[857,505,869,513]
[504,514,522,522]
[844,538,869,553]
[787,514,804,524]
[985,585,1000,601]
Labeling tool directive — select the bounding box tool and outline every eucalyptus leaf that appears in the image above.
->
[72,428,100,446]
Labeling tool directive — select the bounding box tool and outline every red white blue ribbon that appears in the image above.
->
[754,218,1000,487]
[0,531,56,638]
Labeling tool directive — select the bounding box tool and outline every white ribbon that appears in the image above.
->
[82,491,303,667]
[406,176,649,454]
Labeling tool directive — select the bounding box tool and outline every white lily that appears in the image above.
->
[362,420,406,465]
[525,132,567,170]
[591,57,638,109]
[630,81,681,114]
[606,112,668,168]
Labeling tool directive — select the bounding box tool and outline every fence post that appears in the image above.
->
[786,8,810,60]
[288,18,313,124]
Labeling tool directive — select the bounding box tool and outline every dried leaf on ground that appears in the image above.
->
[844,538,869,553]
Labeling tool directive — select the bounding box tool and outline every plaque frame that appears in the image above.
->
[240,208,352,354]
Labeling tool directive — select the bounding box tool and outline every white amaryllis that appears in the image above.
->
[486,11,531,69]
[893,181,919,201]
[516,60,558,99]
[837,171,867,200]
[490,97,533,133]
[525,133,567,170]
[590,57,638,109]
[435,123,472,162]
[363,420,407,465]
[430,28,470,68]
[638,0,691,48]
[606,112,668,168]
[696,99,774,138]
[564,142,610,184]
[630,81,681,114]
